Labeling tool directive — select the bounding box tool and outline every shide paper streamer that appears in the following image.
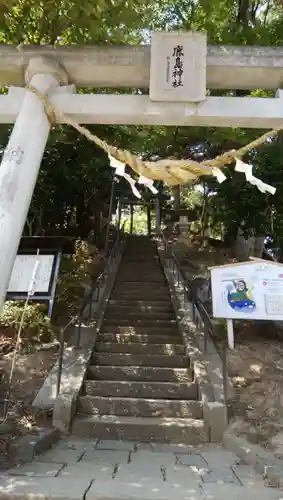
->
[235,159,276,195]
[109,155,158,199]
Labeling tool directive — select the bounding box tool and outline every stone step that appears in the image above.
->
[105,311,175,321]
[111,291,170,298]
[110,296,171,303]
[108,300,173,308]
[93,353,188,368]
[117,271,162,275]
[115,279,166,284]
[113,282,167,288]
[84,379,198,399]
[116,271,164,276]
[106,305,174,313]
[72,415,208,444]
[111,289,170,296]
[103,319,177,328]
[78,396,203,418]
[98,332,182,344]
[88,365,193,382]
[100,325,179,335]
[96,342,185,355]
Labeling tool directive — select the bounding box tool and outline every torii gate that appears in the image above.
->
[0,31,282,311]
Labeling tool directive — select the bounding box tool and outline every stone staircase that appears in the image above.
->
[72,235,208,444]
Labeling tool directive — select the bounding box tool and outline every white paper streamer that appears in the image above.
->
[138,175,158,194]
[212,168,227,184]
[123,172,142,199]
[235,158,276,195]
[109,155,141,198]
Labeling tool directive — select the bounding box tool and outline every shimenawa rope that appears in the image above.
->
[26,85,282,186]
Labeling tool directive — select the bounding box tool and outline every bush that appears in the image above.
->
[0,238,99,348]
[0,301,55,346]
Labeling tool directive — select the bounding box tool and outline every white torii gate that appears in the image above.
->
[0,31,282,311]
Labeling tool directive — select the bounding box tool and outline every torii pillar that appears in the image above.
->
[0,57,68,312]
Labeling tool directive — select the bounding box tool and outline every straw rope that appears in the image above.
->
[26,85,283,186]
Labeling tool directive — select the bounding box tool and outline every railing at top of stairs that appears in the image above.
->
[56,223,125,397]
[160,231,228,404]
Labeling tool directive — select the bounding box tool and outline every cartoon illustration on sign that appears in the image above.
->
[226,279,256,312]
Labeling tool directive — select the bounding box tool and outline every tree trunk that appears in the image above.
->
[234,227,249,261]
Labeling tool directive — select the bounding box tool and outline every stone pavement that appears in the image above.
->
[1,438,283,500]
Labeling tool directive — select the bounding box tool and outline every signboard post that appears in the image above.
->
[210,259,283,348]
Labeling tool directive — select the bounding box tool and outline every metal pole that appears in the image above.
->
[155,196,161,234]
[130,204,134,234]
[56,327,65,397]
[117,200,122,231]
[0,59,67,313]
[147,205,151,236]
[104,177,115,257]
[223,346,228,405]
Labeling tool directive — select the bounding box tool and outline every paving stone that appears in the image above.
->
[130,450,177,467]
[58,462,115,479]
[7,461,64,477]
[150,443,195,454]
[80,449,130,464]
[86,473,203,500]
[232,465,265,488]
[200,483,283,499]
[177,453,207,469]
[199,466,241,484]
[36,448,84,464]
[165,465,202,485]
[97,440,136,451]
[115,462,164,481]
[0,476,90,500]
[201,449,241,468]
[59,438,98,453]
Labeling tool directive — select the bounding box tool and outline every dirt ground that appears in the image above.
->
[180,239,283,458]
[0,337,57,439]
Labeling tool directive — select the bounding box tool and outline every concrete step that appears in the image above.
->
[88,365,193,382]
[72,415,208,444]
[96,342,185,355]
[105,311,175,320]
[100,325,179,335]
[84,380,198,399]
[103,319,177,328]
[98,332,182,344]
[78,396,203,418]
[93,353,188,368]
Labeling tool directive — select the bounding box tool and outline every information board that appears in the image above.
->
[8,254,55,294]
[211,260,283,321]
[6,251,62,317]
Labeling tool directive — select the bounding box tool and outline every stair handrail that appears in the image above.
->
[160,231,228,402]
[161,231,218,340]
[56,222,125,397]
